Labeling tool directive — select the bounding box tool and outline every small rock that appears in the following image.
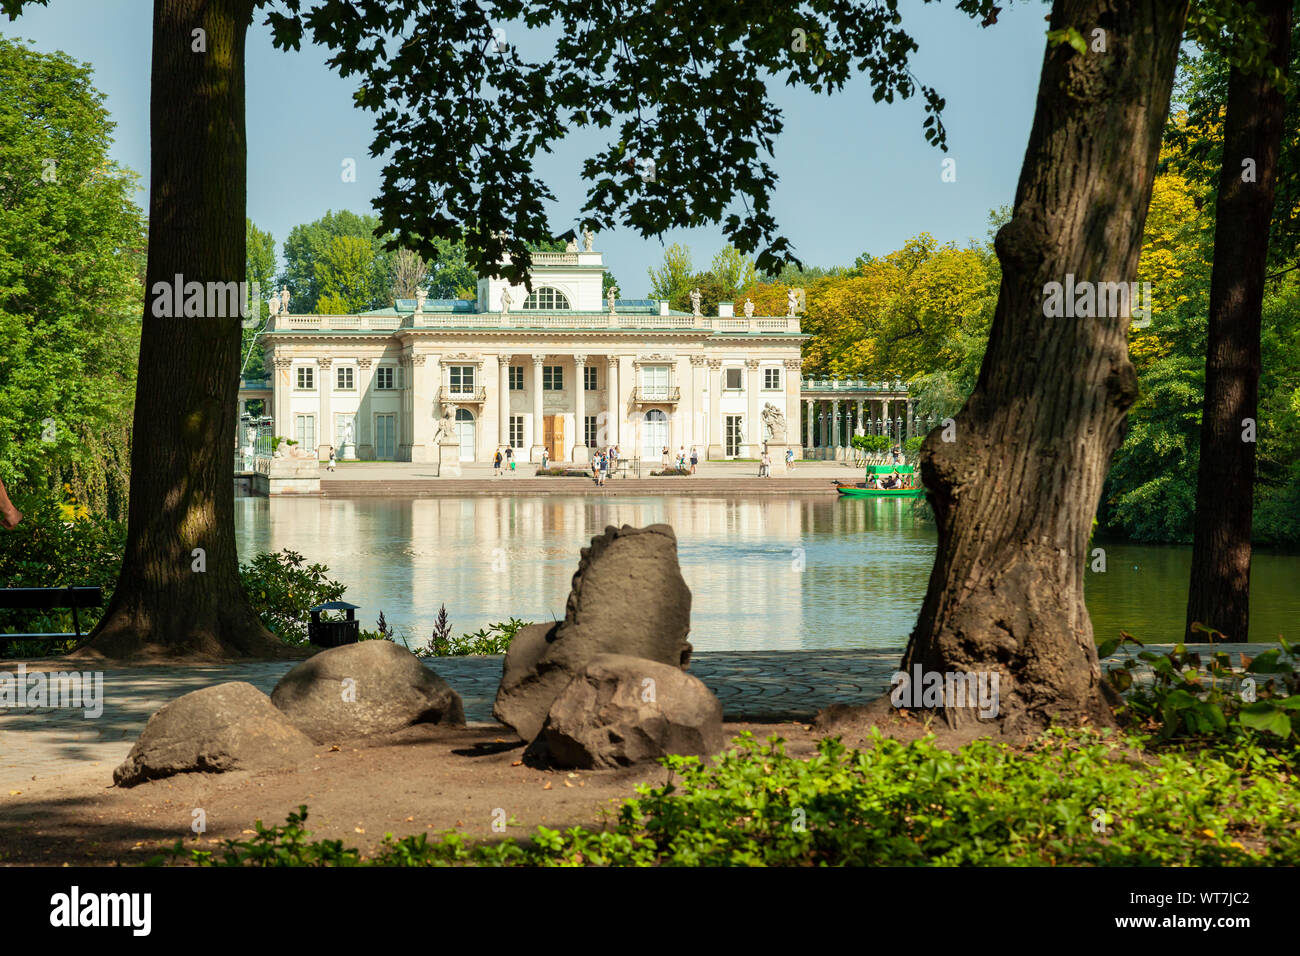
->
[271,641,464,744]
[533,654,724,770]
[113,682,314,788]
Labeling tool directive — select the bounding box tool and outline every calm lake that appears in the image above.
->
[233,495,1300,651]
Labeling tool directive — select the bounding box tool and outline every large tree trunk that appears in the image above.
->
[78,0,290,660]
[898,0,1188,734]
[1184,1,1292,644]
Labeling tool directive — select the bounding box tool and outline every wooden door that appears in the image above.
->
[544,415,564,461]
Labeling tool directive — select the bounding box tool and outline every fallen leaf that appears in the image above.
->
[543,781,552,790]
[511,760,523,767]
[405,816,414,822]
[329,745,341,752]
[354,827,365,834]
[564,780,574,788]
[8,790,20,796]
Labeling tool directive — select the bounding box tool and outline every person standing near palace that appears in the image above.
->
[609,444,618,478]
[689,446,698,475]
[760,450,772,478]
[327,447,337,472]
[493,447,503,477]
[785,447,794,472]
[505,444,515,473]
[541,447,549,470]
[661,446,669,471]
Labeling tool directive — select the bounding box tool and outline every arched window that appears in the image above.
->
[522,287,571,310]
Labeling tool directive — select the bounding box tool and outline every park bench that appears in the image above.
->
[0,587,104,645]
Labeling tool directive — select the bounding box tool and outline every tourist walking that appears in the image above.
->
[760,450,772,477]
[505,445,515,473]
[541,447,549,470]
[661,446,669,471]
[689,446,698,475]
[608,445,618,478]
[327,447,336,472]
[677,446,686,470]
[785,447,794,471]
[493,448,503,477]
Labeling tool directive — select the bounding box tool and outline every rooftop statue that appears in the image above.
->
[690,288,702,317]
[583,228,594,252]
[744,298,754,318]
[607,285,618,314]
[500,286,512,314]
[786,288,798,318]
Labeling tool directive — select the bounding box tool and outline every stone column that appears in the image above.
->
[272,356,291,441]
[409,353,433,462]
[706,359,722,459]
[906,400,914,440]
[831,398,841,459]
[316,357,332,458]
[856,399,864,437]
[805,398,813,451]
[605,356,619,448]
[531,353,546,461]
[356,358,374,458]
[572,354,589,463]
[745,359,761,456]
[497,354,510,447]
[690,355,707,449]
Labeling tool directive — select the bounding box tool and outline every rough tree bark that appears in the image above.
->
[897,0,1190,733]
[1184,0,1292,643]
[77,0,291,660]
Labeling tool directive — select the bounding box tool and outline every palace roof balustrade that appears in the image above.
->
[265,310,802,335]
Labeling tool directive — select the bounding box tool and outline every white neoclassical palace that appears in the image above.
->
[255,243,806,464]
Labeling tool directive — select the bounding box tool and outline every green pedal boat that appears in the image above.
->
[837,464,925,498]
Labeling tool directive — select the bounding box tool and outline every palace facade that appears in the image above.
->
[255,246,807,464]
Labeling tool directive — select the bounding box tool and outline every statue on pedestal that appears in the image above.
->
[761,403,787,442]
[690,288,702,317]
[500,286,512,315]
[786,288,798,318]
[607,285,618,314]
[582,228,594,252]
[744,298,754,318]
[415,289,427,313]
[279,287,291,315]
[433,404,458,443]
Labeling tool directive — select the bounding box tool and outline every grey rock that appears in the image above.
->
[113,682,315,787]
[535,654,724,769]
[493,524,693,740]
[271,640,464,743]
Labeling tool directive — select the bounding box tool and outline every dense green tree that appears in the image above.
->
[280,209,391,313]
[647,243,694,305]
[0,36,145,521]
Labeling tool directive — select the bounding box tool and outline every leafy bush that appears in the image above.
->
[0,486,126,655]
[903,434,925,458]
[650,468,690,476]
[419,616,529,656]
[536,467,589,477]
[851,434,892,453]
[158,728,1300,867]
[238,549,346,645]
[1103,631,1300,746]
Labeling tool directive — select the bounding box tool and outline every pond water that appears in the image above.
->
[233,495,1299,652]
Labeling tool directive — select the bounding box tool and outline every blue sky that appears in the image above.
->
[2,0,1049,296]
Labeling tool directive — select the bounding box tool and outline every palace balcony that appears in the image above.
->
[438,385,487,403]
[632,386,681,404]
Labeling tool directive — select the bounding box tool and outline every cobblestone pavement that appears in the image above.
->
[0,644,1264,790]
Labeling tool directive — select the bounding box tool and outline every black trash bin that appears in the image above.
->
[308,600,361,647]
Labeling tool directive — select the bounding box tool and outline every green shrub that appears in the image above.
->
[851,434,892,454]
[238,549,346,645]
[536,467,589,477]
[1103,631,1300,747]
[903,434,925,458]
[418,616,529,656]
[650,468,690,476]
[0,486,126,656]
[157,728,1300,867]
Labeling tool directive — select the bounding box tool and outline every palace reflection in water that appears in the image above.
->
[233,495,936,651]
[234,495,1300,650]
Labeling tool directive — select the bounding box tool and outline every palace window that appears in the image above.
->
[294,414,315,448]
[585,415,599,448]
[509,415,524,448]
[336,366,354,391]
[639,365,670,399]
[522,287,571,310]
[763,367,780,390]
[449,365,475,394]
[724,367,743,390]
[584,365,598,390]
[296,366,314,390]
[543,366,563,390]
[376,366,395,390]
[509,366,523,390]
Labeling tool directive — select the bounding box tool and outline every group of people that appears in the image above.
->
[866,469,911,489]
[492,445,517,476]
[757,447,794,477]
[660,446,700,475]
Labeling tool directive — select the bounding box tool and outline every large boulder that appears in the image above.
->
[534,654,724,769]
[113,682,315,787]
[493,524,693,740]
[271,640,464,743]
